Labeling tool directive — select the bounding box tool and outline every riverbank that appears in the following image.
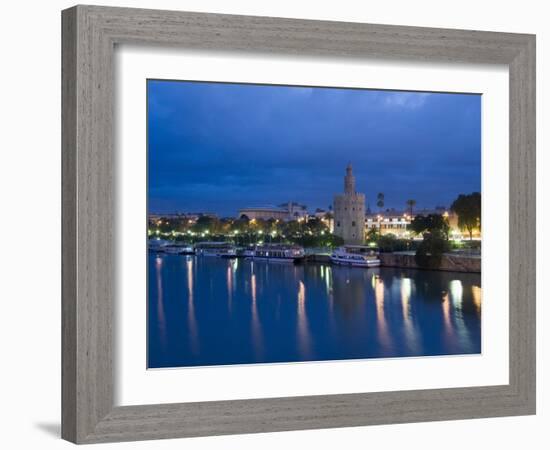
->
[304,251,480,273]
[379,252,481,273]
[151,241,481,273]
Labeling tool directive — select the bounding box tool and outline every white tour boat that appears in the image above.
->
[330,245,381,267]
[195,242,237,258]
[248,244,305,263]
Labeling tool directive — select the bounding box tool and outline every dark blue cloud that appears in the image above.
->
[148,80,481,216]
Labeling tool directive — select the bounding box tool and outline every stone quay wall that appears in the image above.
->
[380,252,481,273]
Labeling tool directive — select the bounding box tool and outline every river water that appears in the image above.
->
[148,252,481,368]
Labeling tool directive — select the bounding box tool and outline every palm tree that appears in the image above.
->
[406,199,417,216]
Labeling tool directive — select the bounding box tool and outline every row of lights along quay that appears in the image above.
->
[149,165,480,249]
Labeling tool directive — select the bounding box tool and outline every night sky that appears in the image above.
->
[147,80,481,217]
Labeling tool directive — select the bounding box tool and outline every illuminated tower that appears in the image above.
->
[333,164,365,244]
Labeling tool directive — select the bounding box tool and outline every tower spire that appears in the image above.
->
[344,163,355,194]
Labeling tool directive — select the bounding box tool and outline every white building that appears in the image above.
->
[238,202,308,222]
[365,211,411,237]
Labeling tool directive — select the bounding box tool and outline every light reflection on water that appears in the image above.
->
[449,279,472,350]
[297,280,312,358]
[250,271,264,358]
[186,258,199,355]
[401,278,420,354]
[154,256,166,347]
[374,277,392,354]
[472,285,482,317]
[148,253,482,368]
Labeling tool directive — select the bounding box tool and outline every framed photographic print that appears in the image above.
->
[62,5,536,444]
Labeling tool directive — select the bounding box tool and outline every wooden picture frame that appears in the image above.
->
[62,5,536,444]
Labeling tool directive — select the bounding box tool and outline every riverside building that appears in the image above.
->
[238,202,308,222]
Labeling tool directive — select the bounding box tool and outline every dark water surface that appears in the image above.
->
[148,253,481,368]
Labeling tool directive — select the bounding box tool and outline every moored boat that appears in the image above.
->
[195,241,237,258]
[162,244,195,255]
[240,246,256,258]
[248,243,305,263]
[148,239,171,252]
[330,245,381,267]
